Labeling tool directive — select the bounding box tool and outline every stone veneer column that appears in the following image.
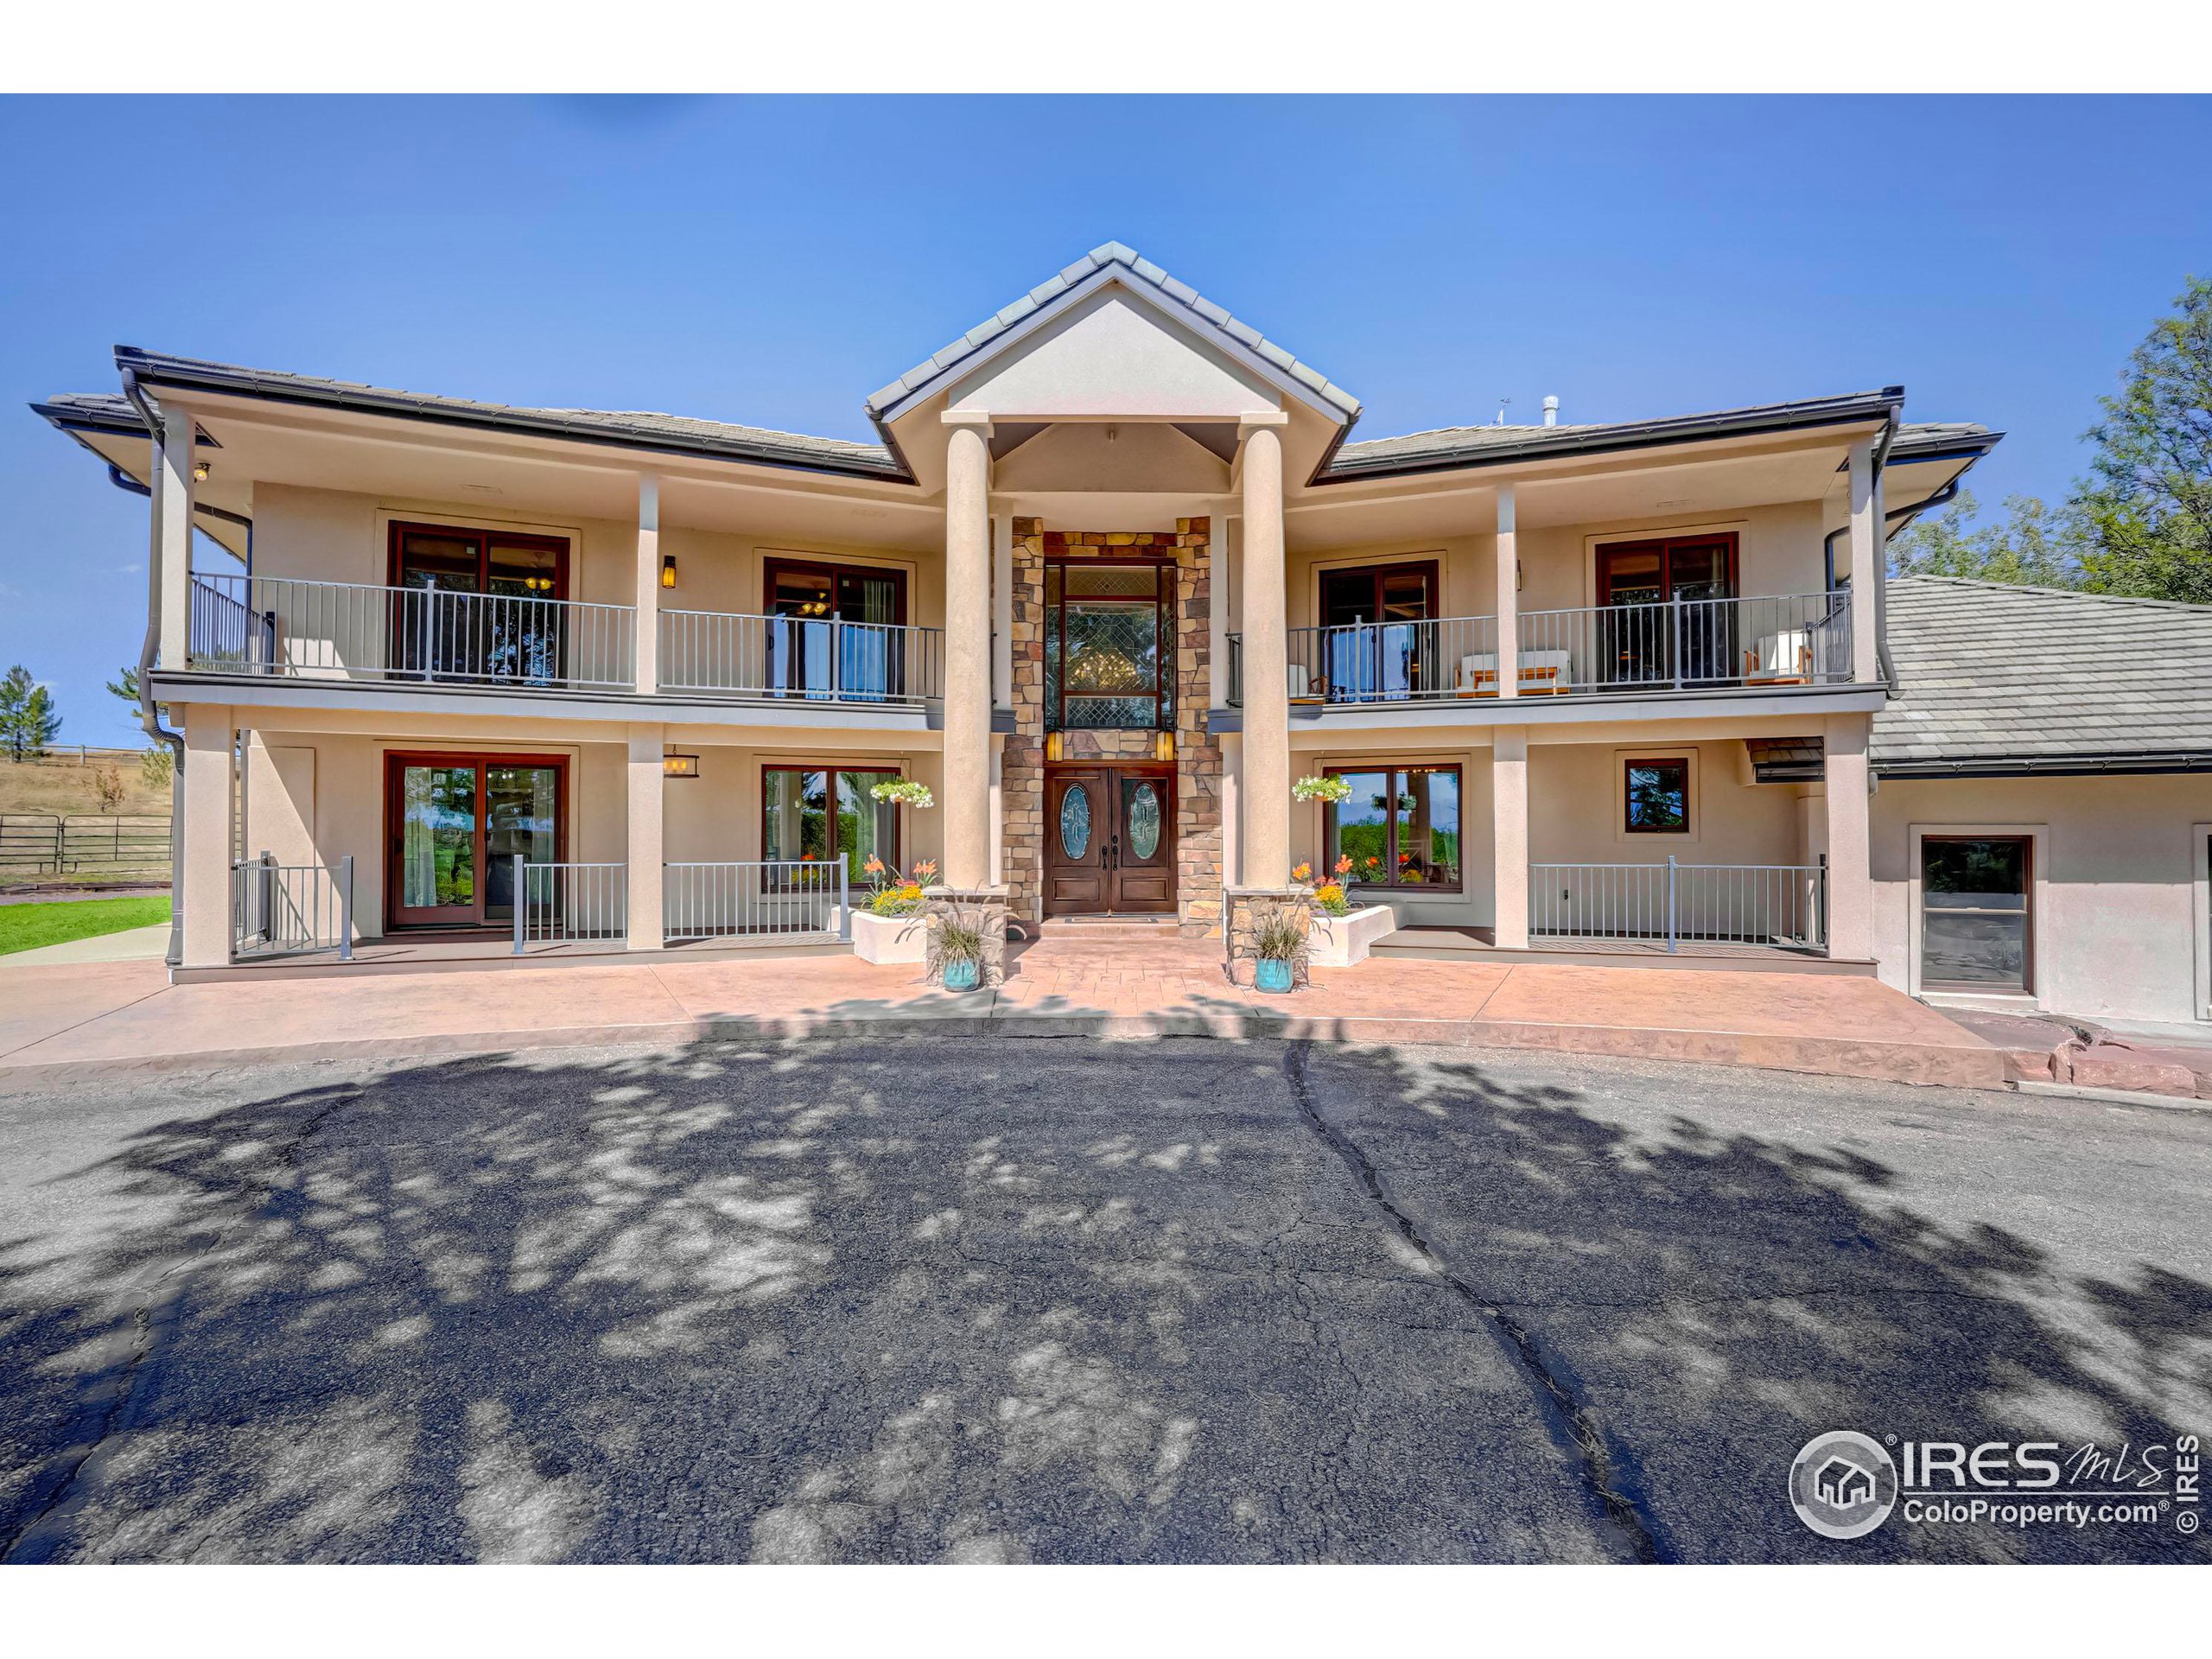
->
[1239,416,1291,887]
[942,414,994,888]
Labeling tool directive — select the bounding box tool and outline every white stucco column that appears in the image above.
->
[626,723,665,950]
[1823,712,1873,961]
[991,512,1014,712]
[1494,484,1519,698]
[988,734,1005,887]
[1208,521,1230,709]
[1239,414,1291,887]
[1491,727,1529,948]
[1847,438,1882,684]
[1220,730,1243,888]
[156,404,198,671]
[180,702,232,968]
[634,475,660,695]
[942,412,994,887]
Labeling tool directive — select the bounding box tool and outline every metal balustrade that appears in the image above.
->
[1229,592,1853,707]
[664,860,852,942]
[1281,616,1501,703]
[232,851,354,960]
[658,610,942,703]
[512,860,628,951]
[188,574,636,690]
[1530,857,1827,953]
[1517,592,1853,694]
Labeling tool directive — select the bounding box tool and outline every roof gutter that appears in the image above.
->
[119,366,186,971]
[1876,751,2212,780]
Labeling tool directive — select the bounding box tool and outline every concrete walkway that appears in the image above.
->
[0,933,2012,1090]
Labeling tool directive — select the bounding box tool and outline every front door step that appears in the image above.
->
[1037,914,1183,938]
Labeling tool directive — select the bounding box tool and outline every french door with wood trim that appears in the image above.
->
[762,556,910,700]
[1043,766,1175,915]
[1318,561,1440,702]
[1594,532,1739,687]
[385,752,566,930]
[388,521,572,684]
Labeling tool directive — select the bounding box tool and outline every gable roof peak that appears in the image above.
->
[864,241,1361,426]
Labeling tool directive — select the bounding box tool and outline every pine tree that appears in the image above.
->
[0,664,60,761]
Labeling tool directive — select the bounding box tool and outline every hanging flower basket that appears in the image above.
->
[1292,775,1352,804]
[870,779,935,810]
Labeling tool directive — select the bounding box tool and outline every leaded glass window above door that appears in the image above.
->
[1046,561,1172,731]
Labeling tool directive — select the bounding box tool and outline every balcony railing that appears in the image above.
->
[1225,592,1852,707]
[183,575,943,706]
[1530,857,1828,954]
[659,610,942,704]
[664,860,852,942]
[1518,593,1853,694]
[189,575,635,691]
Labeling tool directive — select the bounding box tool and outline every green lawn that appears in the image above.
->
[0,895,172,957]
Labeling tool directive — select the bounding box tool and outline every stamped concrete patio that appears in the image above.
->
[0,932,2015,1090]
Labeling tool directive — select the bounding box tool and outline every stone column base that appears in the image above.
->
[1223,884,1313,989]
[922,885,1011,987]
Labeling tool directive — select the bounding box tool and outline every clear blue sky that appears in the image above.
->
[4,93,2208,742]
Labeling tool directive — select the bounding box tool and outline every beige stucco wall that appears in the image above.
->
[251,483,943,630]
[1872,772,2212,1024]
[1285,500,1829,636]
[244,728,942,940]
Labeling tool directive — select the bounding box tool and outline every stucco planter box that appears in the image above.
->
[1306,904,1395,967]
[850,907,927,964]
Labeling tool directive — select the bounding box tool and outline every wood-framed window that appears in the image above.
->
[1623,756,1691,835]
[1318,560,1440,627]
[1919,834,2034,993]
[386,521,573,683]
[1045,557,1173,732]
[1322,764,1464,893]
[761,763,904,884]
[1595,532,1738,607]
[761,556,909,625]
[385,750,568,930]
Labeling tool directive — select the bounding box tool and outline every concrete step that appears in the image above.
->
[1037,915,1184,939]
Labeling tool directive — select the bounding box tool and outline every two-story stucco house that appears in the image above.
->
[34,243,2212,1024]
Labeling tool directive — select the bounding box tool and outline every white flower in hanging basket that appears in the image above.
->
[1291,775,1353,804]
[870,779,935,809]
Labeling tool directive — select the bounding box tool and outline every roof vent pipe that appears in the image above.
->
[1541,396,1560,427]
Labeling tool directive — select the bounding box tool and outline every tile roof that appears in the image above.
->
[862,240,1363,423]
[106,347,910,480]
[1876,575,2212,770]
[1322,399,1989,480]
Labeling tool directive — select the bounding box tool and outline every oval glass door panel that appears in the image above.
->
[1127,781,1161,859]
[1059,784,1092,860]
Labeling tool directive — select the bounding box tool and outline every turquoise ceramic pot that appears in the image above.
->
[1255,957,1294,995]
[942,957,981,992]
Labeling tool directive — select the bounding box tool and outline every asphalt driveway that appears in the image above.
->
[2,1038,2207,1563]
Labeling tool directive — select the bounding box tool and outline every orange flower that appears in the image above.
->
[1291,861,1312,884]
[1333,855,1354,876]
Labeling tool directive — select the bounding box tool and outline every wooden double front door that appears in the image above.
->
[1043,766,1176,915]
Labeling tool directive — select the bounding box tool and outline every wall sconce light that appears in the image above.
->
[1045,732,1065,764]
[1154,729,1176,763]
[661,554,678,589]
[192,461,211,483]
[662,753,700,779]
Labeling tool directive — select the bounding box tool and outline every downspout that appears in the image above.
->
[1826,469,1960,690]
[119,368,188,970]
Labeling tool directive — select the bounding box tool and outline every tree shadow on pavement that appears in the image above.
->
[1,1034,2206,1563]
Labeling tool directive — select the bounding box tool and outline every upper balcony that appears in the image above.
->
[188,574,944,707]
[1226,589,1854,711]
